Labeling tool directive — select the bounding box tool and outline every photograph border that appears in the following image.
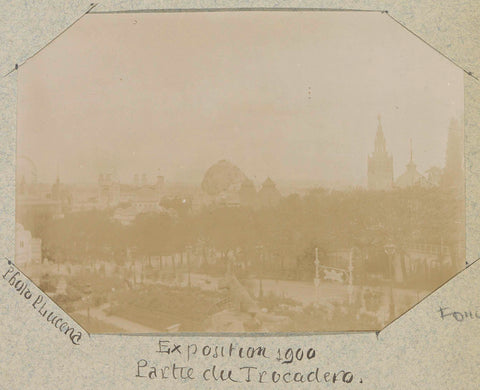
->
[8,5,475,337]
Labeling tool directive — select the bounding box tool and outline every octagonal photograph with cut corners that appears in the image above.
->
[15,10,465,333]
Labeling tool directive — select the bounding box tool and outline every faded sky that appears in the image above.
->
[17,11,463,186]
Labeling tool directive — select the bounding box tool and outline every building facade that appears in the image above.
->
[395,141,429,188]
[15,223,42,266]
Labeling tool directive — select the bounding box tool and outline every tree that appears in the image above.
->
[131,212,174,263]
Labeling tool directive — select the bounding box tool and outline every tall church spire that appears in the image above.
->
[442,117,464,190]
[374,115,386,153]
[395,138,424,188]
[409,138,413,162]
[406,138,417,171]
[368,114,393,190]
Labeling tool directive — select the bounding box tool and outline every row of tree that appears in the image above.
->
[24,186,465,281]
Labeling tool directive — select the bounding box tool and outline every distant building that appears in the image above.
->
[238,178,257,207]
[133,186,162,212]
[441,118,464,190]
[395,140,429,188]
[403,242,459,276]
[98,170,164,208]
[16,196,64,225]
[367,116,393,190]
[50,174,72,214]
[201,160,247,196]
[113,175,170,225]
[16,158,65,223]
[16,155,38,196]
[216,191,241,207]
[15,223,41,266]
[98,173,120,207]
[425,167,443,187]
[258,177,281,207]
[113,202,172,225]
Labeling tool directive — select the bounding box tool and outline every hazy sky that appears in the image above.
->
[17,11,464,186]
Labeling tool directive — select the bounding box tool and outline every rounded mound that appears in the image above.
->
[201,160,247,196]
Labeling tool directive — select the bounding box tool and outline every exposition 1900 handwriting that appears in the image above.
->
[2,266,83,345]
[135,340,363,385]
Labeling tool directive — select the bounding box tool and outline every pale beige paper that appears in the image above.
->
[0,1,479,389]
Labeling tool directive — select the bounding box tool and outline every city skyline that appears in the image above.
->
[17,115,462,194]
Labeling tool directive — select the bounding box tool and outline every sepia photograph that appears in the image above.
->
[15,11,465,333]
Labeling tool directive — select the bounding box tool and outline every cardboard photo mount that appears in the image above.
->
[0,2,479,389]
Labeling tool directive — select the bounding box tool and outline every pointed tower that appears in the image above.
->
[395,139,425,188]
[441,118,464,190]
[258,177,281,207]
[367,115,394,190]
[51,163,61,200]
[406,138,416,173]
